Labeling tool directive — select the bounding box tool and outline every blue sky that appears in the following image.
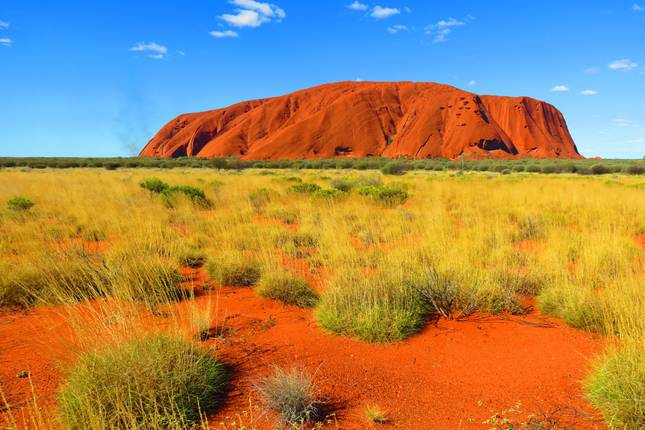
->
[0,1,644,158]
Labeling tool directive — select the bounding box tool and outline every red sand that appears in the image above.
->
[140,81,582,161]
[1,285,606,429]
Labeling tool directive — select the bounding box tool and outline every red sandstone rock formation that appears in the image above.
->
[140,81,581,160]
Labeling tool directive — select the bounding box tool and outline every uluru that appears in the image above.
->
[140,81,582,160]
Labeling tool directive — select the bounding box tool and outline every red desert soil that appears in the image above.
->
[140,81,582,161]
[1,286,606,429]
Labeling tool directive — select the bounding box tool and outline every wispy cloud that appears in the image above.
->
[584,67,600,74]
[130,42,168,59]
[550,84,569,92]
[633,3,644,12]
[347,1,368,11]
[371,6,400,19]
[579,90,598,96]
[0,38,13,47]
[0,20,9,29]
[425,16,473,43]
[612,118,633,127]
[467,80,477,87]
[387,24,408,34]
[609,59,638,71]
[210,30,239,38]
[220,0,285,28]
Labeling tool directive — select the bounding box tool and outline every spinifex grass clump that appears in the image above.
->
[257,367,321,426]
[206,251,262,287]
[316,269,426,343]
[105,243,184,306]
[257,269,318,307]
[585,340,645,430]
[58,334,228,430]
[0,250,109,306]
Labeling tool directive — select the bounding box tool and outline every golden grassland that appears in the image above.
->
[0,167,643,429]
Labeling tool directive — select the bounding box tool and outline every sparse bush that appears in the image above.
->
[288,183,321,194]
[58,334,227,429]
[7,196,34,211]
[411,267,481,320]
[626,164,645,175]
[380,161,407,176]
[591,164,611,175]
[257,270,318,307]
[206,253,262,287]
[139,178,169,194]
[257,367,321,426]
[163,185,209,206]
[357,186,409,207]
[330,178,353,192]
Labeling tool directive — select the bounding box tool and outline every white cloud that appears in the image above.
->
[404,6,412,13]
[130,42,168,59]
[633,3,644,12]
[387,24,408,34]
[220,1,285,28]
[612,118,632,127]
[584,67,600,74]
[210,30,239,38]
[355,77,363,82]
[425,16,472,43]
[371,6,400,19]
[579,89,598,96]
[0,20,9,29]
[467,80,477,87]
[550,84,569,92]
[609,59,638,71]
[177,50,186,56]
[347,1,368,11]
[0,37,12,47]
[221,9,267,27]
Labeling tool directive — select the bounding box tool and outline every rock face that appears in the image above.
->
[140,81,581,160]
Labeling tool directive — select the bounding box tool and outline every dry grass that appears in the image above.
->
[0,168,643,429]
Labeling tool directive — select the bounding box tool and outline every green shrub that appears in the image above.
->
[380,161,408,176]
[288,183,321,194]
[257,367,320,426]
[330,178,353,192]
[357,186,409,207]
[206,253,262,287]
[591,164,611,175]
[585,341,645,430]
[257,270,318,307]
[58,334,227,429]
[7,196,34,211]
[626,165,645,175]
[139,178,169,194]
